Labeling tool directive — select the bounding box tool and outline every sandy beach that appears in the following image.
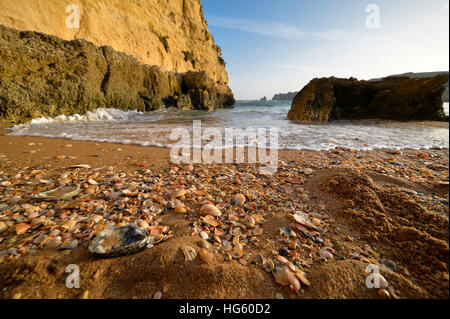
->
[0,124,448,299]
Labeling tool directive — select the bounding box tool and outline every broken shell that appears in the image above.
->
[276,255,289,264]
[263,259,275,272]
[288,273,301,291]
[233,194,246,206]
[173,189,186,198]
[35,184,80,201]
[174,206,187,214]
[15,223,31,235]
[70,164,90,169]
[199,248,213,264]
[88,225,150,257]
[61,219,77,231]
[197,240,211,250]
[252,228,263,236]
[295,270,311,287]
[200,204,221,217]
[202,215,218,227]
[232,244,244,259]
[137,220,150,229]
[181,245,197,262]
[272,265,292,286]
[319,248,333,260]
[199,231,209,240]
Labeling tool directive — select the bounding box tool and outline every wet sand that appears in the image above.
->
[0,124,448,299]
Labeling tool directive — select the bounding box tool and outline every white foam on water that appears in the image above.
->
[6,103,450,151]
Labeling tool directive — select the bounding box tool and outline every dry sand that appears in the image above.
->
[0,124,448,299]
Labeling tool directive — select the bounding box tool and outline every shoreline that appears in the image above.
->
[0,123,448,299]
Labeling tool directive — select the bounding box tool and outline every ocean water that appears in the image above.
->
[7,101,449,151]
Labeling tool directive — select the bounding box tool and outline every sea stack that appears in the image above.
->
[287,75,449,122]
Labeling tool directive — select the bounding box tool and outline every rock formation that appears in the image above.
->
[287,75,449,122]
[272,91,298,101]
[0,0,229,84]
[0,25,235,123]
[370,71,449,103]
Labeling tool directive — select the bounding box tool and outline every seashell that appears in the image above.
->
[15,223,31,235]
[59,239,78,250]
[292,213,316,229]
[248,202,257,211]
[49,229,61,237]
[222,243,233,252]
[252,228,263,236]
[69,164,90,169]
[288,273,301,291]
[33,234,48,245]
[181,245,197,262]
[378,288,390,299]
[0,221,8,233]
[197,240,211,249]
[46,236,62,249]
[7,196,22,204]
[233,194,246,206]
[0,181,12,187]
[87,215,103,224]
[174,206,187,214]
[61,219,77,231]
[232,244,244,259]
[137,220,150,229]
[200,204,221,217]
[202,215,218,227]
[295,270,311,287]
[272,265,292,286]
[277,255,289,264]
[224,253,232,261]
[151,234,165,244]
[169,199,181,208]
[199,248,213,264]
[173,189,186,198]
[319,248,333,260]
[88,178,98,185]
[88,225,150,257]
[35,184,80,201]
[263,259,275,272]
[153,291,163,299]
[289,241,297,250]
[199,231,209,240]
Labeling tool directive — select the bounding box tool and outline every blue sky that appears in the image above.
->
[202,0,450,100]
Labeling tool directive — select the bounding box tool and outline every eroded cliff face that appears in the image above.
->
[287,76,449,122]
[0,25,235,123]
[0,0,228,84]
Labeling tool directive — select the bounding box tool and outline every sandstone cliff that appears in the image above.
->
[287,75,449,122]
[0,25,235,123]
[0,0,229,84]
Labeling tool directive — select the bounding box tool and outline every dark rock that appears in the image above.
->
[287,75,449,122]
[272,91,298,101]
[0,24,235,124]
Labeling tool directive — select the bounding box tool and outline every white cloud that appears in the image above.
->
[207,15,349,41]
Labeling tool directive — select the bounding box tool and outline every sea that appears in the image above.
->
[6,101,449,151]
